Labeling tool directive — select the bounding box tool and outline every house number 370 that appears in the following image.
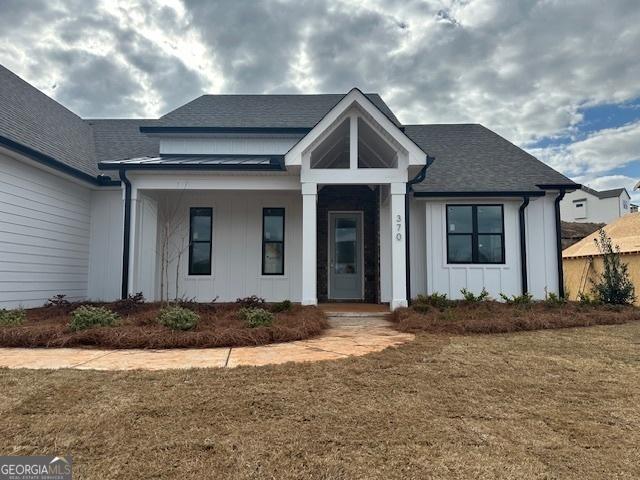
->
[395,214,402,241]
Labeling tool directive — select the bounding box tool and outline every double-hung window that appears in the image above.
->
[188,207,212,275]
[446,205,504,264]
[262,208,285,275]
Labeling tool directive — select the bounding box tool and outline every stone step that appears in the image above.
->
[324,311,391,318]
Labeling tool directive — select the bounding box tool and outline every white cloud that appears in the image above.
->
[529,121,640,177]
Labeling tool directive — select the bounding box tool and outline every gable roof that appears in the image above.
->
[581,185,629,199]
[155,93,401,129]
[404,124,577,194]
[563,212,640,257]
[0,64,98,177]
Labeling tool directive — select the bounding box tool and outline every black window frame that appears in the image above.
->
[262,207,285,276]
[188,207,213,276]
[446,204,505,264]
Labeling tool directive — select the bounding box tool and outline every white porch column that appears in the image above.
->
[301,183,318,305]
[390,182,408,310]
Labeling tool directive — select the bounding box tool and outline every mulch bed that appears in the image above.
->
[0,302,328,349]
[392,300,640,335]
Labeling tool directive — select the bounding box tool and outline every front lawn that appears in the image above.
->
[1,323,639,478]
[0,299,327,348]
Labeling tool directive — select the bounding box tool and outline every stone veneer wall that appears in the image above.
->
[316,185,380,303]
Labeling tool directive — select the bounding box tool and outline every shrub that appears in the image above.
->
[157,306,199,331]
[500,292,533,306]
[591,229,636,305]
[0,308,26,326]
[114,292,145,313]
[460,288,491,303]
[544,291,566,306]
[578,291,600,305]
[236,295,266,309]
[46,294,70,308]
[413,293,451,310]
[69,306,119,332]
[271,300,293,313]
[239,307,274,328]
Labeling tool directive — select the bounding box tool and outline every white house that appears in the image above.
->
[561,186,631,224]
[0,65,578,310]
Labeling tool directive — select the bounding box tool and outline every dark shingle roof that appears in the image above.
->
[581,185,628,199]
[0,64,98,176]
[157,93,401,128]
[404,124,577,194]
[87,119,160,162]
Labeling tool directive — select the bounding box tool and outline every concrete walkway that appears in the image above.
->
[0,316,413,371]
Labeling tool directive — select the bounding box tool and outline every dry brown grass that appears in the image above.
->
[1,323,639,479]
[392,301,640,335]
[0,303,328,348]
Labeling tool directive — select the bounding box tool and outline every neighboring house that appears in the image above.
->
[631,203,638,214]
[561,185,631,224]
[0,65,578,309]
[563,212,640,305]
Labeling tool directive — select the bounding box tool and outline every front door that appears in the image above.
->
[329,212,363,300]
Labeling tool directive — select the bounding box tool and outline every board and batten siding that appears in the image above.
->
[87,189,123,302]
[421,195,559,300]
[0,152,92,308]
[157,190,302,302]
[159,136,302,156]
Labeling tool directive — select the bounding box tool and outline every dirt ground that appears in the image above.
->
[1,323,639,479]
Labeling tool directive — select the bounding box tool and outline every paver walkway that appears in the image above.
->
[0,316,413,371]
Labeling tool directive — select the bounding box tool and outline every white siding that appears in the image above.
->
[87,190,123,301]
[133,193,158,300]
[160,137,300,155]
[159,190,302,302]
[409,199,427,297]
[561,188,629,224]
[0,152,92,308]
[420,195,560,300]
[525,194,559,297]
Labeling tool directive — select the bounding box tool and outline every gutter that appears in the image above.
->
[405,156,435,304]
[518,196,530,295]
[553,189,567,298]
[119,168,132,299]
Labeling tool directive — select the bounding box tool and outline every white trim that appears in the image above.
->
[327,211,365,301]
[285,89,426,167]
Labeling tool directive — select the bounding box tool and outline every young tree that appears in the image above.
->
[157,193,189,303]
[591,229,636,304]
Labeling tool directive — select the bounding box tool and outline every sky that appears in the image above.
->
[1,0,639,201]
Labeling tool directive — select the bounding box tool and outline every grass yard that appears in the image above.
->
[2,323,639,479]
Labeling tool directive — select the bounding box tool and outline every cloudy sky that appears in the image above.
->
[1,0,639,200]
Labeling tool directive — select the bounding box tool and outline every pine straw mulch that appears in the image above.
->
[0,302,328,349]
[391,300,640,335]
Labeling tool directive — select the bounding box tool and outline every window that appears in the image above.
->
[188,207,212,275]
[446,205,504,264]
[575,203,583,208]
[262,208,284,275]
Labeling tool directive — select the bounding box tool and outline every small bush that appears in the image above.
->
[413,293,451,310]
[500,292,533,306]
[544,291,566,306]
[578,292,600,305]
[461,288,491,303]
[69,306,119,332]
[239,307,274,328]
[114,292,145,313]
[236,295,266,309]
[271,300,293,313]
[0,308,26,326]
[157,306,199,331]
[46,294,70,308]
[591,229,636,305]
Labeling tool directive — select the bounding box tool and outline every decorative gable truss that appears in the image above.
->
[285,89,427,184]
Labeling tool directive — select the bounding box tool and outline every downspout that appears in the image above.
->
[554,189,567,298]
[119,168,131,300]
[518,196,530,295]
[405,155,435,304]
